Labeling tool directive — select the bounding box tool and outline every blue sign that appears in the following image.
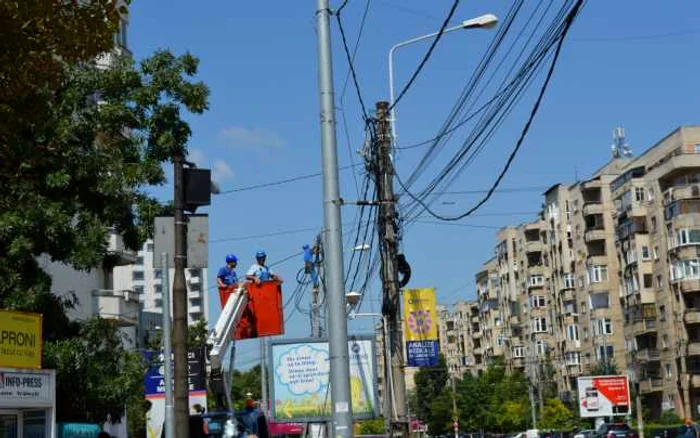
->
[406,340,439,367]
[143,348,206,396]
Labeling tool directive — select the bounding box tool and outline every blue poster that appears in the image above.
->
[143,348,206,396]
[406,340,439,367]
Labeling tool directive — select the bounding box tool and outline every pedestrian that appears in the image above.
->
[217,254,239,288]
[246,250,283,285]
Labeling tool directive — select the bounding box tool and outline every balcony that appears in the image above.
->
[187,276,201,285]
[585,228,607,242]
[686,309,700,324]
[587,254,608,266]
[663,184,700,206]
[472,330,483,339]
[665,199,700,223]
[511,357,525,368]
[473,347,484,356]
[526,241,544,254]
[688,342,700,356]
[472,315,480,323]
[583,202,603,216]
[188,291,201,299]
[679,279,700,293]
[632,318,658,335]
[639,378,664,394]
[92,289,139,326]
[562,289,575,302]
[635,348,660,362]
[107,231,137,266]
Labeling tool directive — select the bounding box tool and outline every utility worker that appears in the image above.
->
[217,254,239,288]
[302,244,319,290]
[246,251,283,285]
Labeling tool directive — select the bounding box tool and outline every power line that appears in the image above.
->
[209,226,322,243]
[335,5,370,120]
[389,0,460,111]
[398,0,582,222]
[218,164,361,195]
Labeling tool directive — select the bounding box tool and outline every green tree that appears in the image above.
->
[413,355,450,422]
[43,318,145,423]
[1,46,209,424]
[539,399,576,430]
[590,360,619,376]
[357,419,385,435]
[229,365,262,410]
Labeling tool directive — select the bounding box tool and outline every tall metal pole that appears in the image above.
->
[173,152,190,437]
[315,1,352,436]
[375,101,408,437]
[161,253,175,438]
[261,338,269,416]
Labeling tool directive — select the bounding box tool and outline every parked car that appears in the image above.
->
[574,429,596,438]
[649,427,682,438]
[592,423,638,438]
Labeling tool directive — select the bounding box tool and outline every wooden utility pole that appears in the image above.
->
[374,101,408,437]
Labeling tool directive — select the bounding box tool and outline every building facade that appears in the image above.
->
[436,126,700,420]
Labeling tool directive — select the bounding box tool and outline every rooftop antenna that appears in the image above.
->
[612,127,632,158]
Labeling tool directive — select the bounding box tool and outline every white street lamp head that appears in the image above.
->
[353,243,370,252]
[345,291,362,306]
[461,14,498,30]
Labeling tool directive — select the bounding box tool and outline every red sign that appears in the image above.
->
[592,376,630,406]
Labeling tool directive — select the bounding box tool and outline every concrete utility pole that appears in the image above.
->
[315,1,353,436]
[172,152,190,437]
[161,253,175,438]
[374,101,408,437]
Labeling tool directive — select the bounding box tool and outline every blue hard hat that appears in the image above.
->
[225,254,238,263]
[302,244,310,250]
[256,250,267,259]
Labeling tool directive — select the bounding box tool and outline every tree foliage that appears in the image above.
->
[43,318,145,423]
[539,399,576,431]
[229,365,262,411]
[412,354,450,423]
[1,3,210,425]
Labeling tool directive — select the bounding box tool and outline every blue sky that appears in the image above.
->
[128,1,700,369]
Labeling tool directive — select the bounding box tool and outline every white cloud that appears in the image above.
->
[219,126,286,150]
[212,159,234,181]
[188,148,207,166]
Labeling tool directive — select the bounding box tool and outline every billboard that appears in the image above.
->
[403,288,439,367]
[0,309,43,369]
[577,375,631,417]
[144,348,208,438]
[269,336,378,422]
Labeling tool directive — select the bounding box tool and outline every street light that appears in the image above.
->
[388,13,499,145]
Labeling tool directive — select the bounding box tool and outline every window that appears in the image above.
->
[563,274,576,289]
[674,229,700,247]
[154,269,163,279]
[644,274,653,289]
[641,246,651,260]
[583,328,589,339]
[147,242,154,252]
[536,340,548,356]
[154,284,162,294]
[136,256,144,265]
[662,334,669,349]
[495,317,503,327]
[565,351,580,365]
[190,298,202,308]
[590,293,610,309]
[588,265,609,283]
[657,275,663,289]
[635,187,645,202]
[567,325,580,342]
[155,298,163,308]
[531,317,548,333]
[134,285,144,294]
[665,364,673,378]
[596,318,613,335]
[530,295,546,308]
[530,275,545,287]
[695,144,700,154]
[132,270,144,281]
[512,346,524,358]
[497,335,506,346]
[596,345,614,360]
[659,305,667,321]
[671,258,700,281]
[652,216,658,232]
[654,246,659,260]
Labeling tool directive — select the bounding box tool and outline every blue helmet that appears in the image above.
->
[225,254,238,263]
[256,250,267,259]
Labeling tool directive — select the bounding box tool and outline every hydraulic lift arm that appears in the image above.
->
[206,283,249,410]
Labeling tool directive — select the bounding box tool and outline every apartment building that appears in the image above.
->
[113,239,210,326]
[456,126,700,420]
[476,258,506,371]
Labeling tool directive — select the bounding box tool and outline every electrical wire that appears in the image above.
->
[397,1,582,222]
[389,0,460,111]
[335,6,370,120]
[218,164,361,195]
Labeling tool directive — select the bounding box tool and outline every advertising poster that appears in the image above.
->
[577,375,631,418]
[269,336,378,422]
[144,348,208,438]
[403,288,439,367]
[0,309,43,369]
